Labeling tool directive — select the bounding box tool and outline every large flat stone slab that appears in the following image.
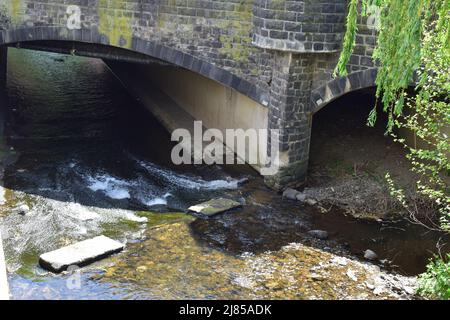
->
[39,236,124,273]
[188,198,241,216]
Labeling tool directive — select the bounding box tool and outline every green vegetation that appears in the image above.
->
[336,0,449,299]
[418,254,450,300]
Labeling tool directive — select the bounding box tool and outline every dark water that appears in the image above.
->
[0,48,447,299]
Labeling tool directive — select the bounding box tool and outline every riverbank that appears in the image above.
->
[304,89,433,223]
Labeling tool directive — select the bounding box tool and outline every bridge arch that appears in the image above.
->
[0,0,380,189]
[310,68,378,114]
[0,26,268,106]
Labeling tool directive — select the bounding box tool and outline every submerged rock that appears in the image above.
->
[307,230,329,240]
[282,189,318,206]
[39,235,124,273]
[305,198,318,206]
[364,249,378,261]
[346,269,358,281]
[295,193,307,202]
[188,198,241,216]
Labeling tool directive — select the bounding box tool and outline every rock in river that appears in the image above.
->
[39,235,124,273]
[364,249,378,261]
[14,204,30,216]
[282,188,300,200]
[305,198,318,206]
[307,230,329,240]
[188,198,241,216]
[295,193,307,202]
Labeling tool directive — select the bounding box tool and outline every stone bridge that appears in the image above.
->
[0,0,378,189]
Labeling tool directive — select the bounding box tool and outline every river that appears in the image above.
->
[0,48,447,299]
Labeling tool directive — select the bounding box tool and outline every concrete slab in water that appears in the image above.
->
[188,198,241,216]
[39,235,124,273]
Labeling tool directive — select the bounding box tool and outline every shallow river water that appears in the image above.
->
[0,48,447,299]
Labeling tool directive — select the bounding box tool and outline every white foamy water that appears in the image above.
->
[87,175,131,200]
[138,192,173,207]
[143,197,167,206]
[79,159,244,209]
[64,202,100,221]
[0,191,147,273]
[105,188,130,200]
[136,159,243,190]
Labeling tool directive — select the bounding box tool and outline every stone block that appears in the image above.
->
[39,236,124,273]
[188,198,242,216]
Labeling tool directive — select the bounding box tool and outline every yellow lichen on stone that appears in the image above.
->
[98,0,133,48]
[5,0,22,24]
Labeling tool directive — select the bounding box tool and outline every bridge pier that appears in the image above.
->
[0,46,6,87]
[264,52,314,190]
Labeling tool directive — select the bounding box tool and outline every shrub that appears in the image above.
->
[417,254,450,300]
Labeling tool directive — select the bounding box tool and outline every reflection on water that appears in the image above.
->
[0,48,447,300]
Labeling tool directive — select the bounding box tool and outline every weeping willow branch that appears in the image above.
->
[333,0,359,77]
[335,0,450,232]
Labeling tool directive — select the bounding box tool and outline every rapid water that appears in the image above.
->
[0,48,447,299]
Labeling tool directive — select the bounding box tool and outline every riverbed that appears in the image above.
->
[0,48,447,299]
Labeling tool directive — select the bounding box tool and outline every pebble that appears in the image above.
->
[295,193,307,202]
[331,256,348,266]
[365,282,375,290]
[265,281,282,290]
[136,266,148,273]
[403,286,415,295]
[309,273,324,281]
[346,269,358,281]
[15,204,30,216]
[305,198,318,206]
[373,286,384,295]
[282,188,300,200]
[364,249,378,261]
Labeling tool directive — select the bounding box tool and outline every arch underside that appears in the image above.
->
[0,26,269,107]
[311,68,378,114]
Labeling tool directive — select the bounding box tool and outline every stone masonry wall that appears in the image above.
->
[265,51,315,189]
[0,0,274,102]
[253,0,346,52]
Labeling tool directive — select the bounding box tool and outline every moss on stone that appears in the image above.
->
[217,0,256,65]
[137,211,195,227]
[4,0,22,25]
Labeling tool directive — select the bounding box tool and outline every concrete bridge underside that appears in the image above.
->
[0,0,379,189]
